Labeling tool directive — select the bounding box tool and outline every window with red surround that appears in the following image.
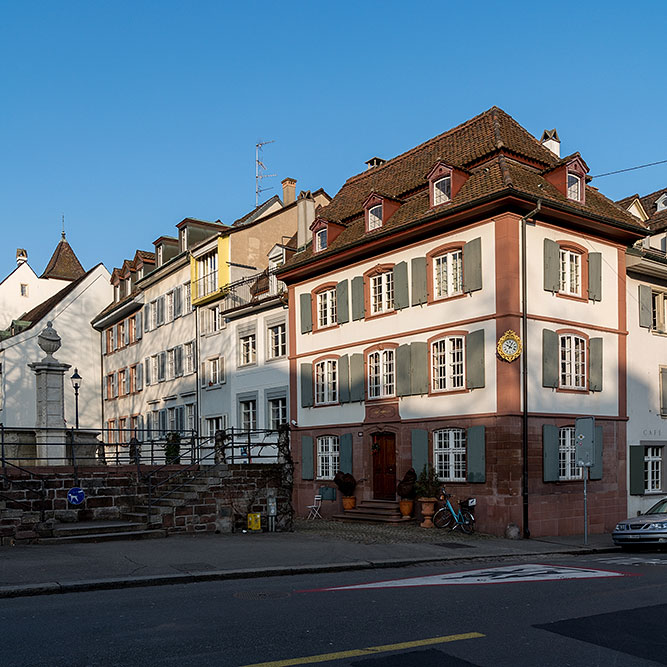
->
[364,264,395,318]
[311,282,338,331]
[557,240,588,302]
[364,342,398,400]
[313,355,340,405]
[362,193,400,233]
[427,242,465,303]
[557,329,589,392]
[426,162,468,208]
[428,331,469,395]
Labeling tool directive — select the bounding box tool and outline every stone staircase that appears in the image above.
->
[333,499,410,524]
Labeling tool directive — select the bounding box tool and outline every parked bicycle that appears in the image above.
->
[432,486,476,533]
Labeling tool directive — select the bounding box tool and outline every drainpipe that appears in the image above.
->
[520,199,541,539]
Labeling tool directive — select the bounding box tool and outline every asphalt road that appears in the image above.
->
[1,552,666,667]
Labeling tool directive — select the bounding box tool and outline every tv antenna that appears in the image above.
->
[255,139,276,206]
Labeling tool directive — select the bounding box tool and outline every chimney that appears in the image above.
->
[16,248,28,266]
[540,129,560,158]
[365,157,386,170]
[296,190,315,250]
[281,177,297,206]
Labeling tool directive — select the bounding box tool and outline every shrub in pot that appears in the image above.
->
[334,471,357,510]
[396,468,417,518]
[414,464,441,528]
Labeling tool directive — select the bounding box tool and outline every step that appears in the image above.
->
[346,506,402,518]
[37,528,167,544]
[332,512,409,523]
[122,512,162,527]
[51,520,147,538]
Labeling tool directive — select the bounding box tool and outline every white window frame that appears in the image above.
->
[433,175,452,205]
[267,322,286,359]
[431,336,465,392]
[240,399,257,431]
[197,251,218,297]
[239,332,257,366]
[183,282,192,312]
[368,204,383,231]
[317,435,340,480]
[433,428,466,481]
[370,271,394,315]
[559,248,582,297]
[367,348,396,399]
[558,427,583,480]
[315,228,327,252]
[567,172,582,201]
[166,291,174,322]
[184,342,195,374]
[268,396,287,430]
[314,358,338,405]
[559,334,587,390]
[167,348,176,380]
[316,288,337,328]
[20,283,28,297]
[645,446,663,493]
[208,357,223,385]
[652,291,667,332]
[433,250,463,299]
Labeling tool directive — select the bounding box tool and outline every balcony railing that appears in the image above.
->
[193,271,218,300]
[216,269,286,313]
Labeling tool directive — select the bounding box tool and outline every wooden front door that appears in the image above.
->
[372,432,396,500]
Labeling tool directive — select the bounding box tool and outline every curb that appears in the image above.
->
[0,545,620,599]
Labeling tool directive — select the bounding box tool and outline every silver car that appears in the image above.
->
[613,498,667,548]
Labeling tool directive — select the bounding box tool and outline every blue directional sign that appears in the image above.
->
[67,487,85,505]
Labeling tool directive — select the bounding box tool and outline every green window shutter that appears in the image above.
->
[319,486,336,501]
[589,338,603,392]
[300,293,312,334]
[543,424,559,482]
[340,433,353,474]
[338,355,350,403]
[300,363,313,408]
[393,261,409,310]
[466,329,485,389]
[301,436,314,480]
[410,341,428,395]
[351,276,365,321]
[638,284,652,329]
[590,425,603,480]
[544,238,560,292]
[466,426,486,482]
[542,329,559,388]
[411,429,429,478]
[660,368,667,416]
[629,446,645,495]
[411,257,427,306]
[336,280,349,324]
[463,237,482,293]
[350,353,364,402]
[588,253,602,301]
[397,344,411,397]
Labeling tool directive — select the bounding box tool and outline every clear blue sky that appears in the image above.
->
[1,1,666,280]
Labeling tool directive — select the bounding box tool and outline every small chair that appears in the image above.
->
[306,495,323,520]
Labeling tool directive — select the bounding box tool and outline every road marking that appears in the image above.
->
[313,563,626,591]
[597,556,667,567]
[241,632,484,667]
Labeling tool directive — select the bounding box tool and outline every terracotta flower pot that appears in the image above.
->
[342,496,356,511]
[399,499,414,518]
[419,497,437,528]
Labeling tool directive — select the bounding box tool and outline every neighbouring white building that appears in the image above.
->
[0,263,112,429]
[619,188,667,516]
[0,234,86,330]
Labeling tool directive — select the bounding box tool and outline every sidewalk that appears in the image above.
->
[0,519,619,599]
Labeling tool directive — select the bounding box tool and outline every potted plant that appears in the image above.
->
[396,468,417,518]
[414,464,441,528]
[333,471,357,511]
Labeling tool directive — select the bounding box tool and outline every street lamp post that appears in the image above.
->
[70,368,82,429]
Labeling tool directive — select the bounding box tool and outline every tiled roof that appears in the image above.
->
[39,234,85,280]
[285,107,644,269]
[628,187,667,231]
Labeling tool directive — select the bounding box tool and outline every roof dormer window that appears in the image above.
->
[433,176,451,205]
[656,194,667,212]
[567,173,582,201]
[368,205,383,231]
[315,227,328,252]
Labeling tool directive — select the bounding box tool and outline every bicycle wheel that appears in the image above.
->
[433,508,454,529]
[460,510,475,534]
